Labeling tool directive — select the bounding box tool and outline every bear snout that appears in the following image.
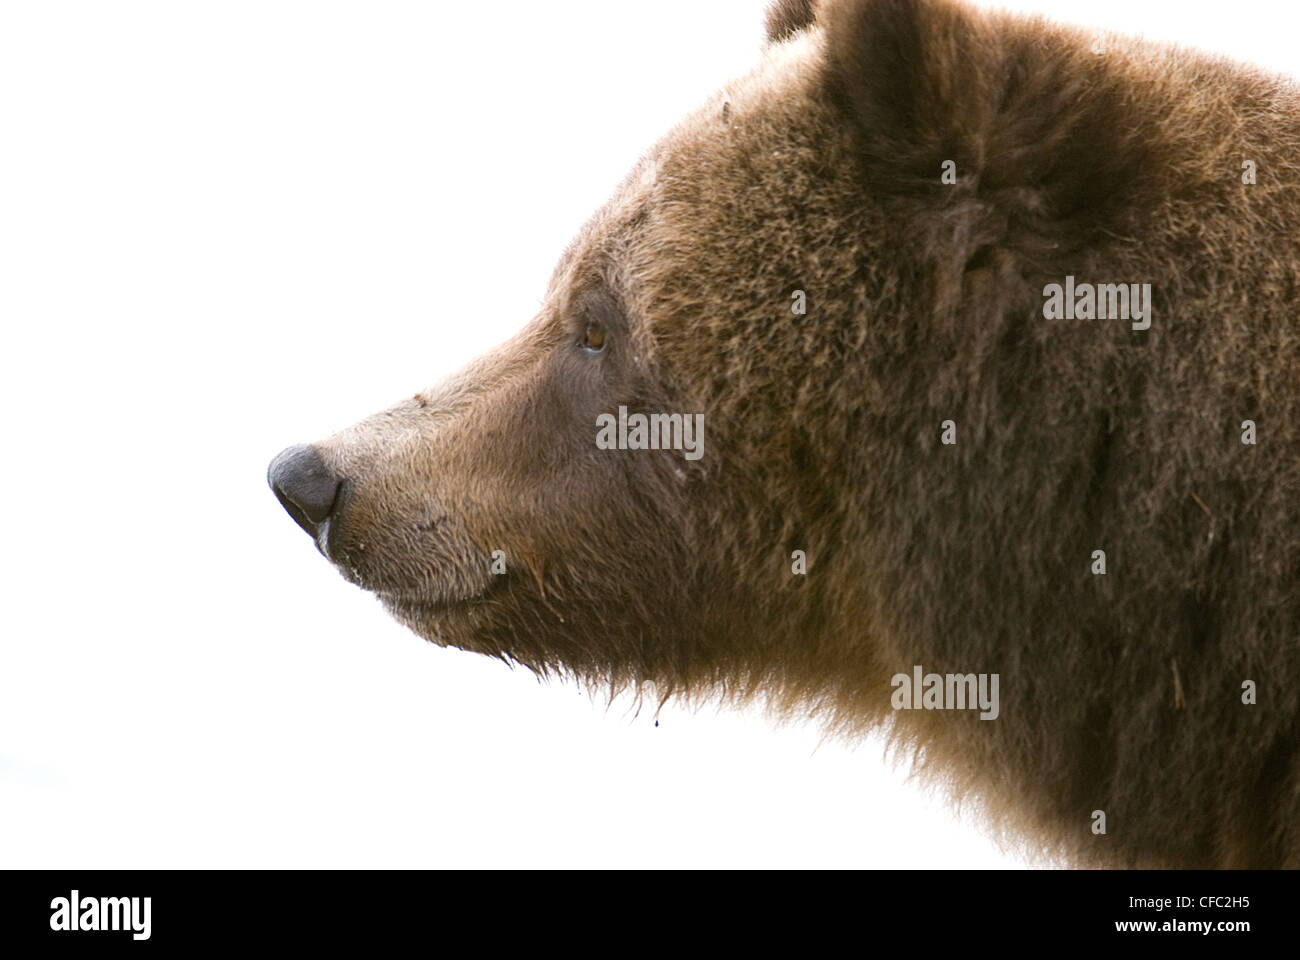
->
[268,443,345,557]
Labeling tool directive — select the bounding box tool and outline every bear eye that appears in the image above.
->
[582,320,608,353]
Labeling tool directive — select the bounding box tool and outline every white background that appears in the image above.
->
[1,1,1295,868]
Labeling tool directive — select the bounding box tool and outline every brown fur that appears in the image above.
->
[764,0,817,43]
[278,0,1300,868]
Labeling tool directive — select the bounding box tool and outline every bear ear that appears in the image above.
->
[822,0,1155,222]
[822,0,990,188]
[764,0,817,45]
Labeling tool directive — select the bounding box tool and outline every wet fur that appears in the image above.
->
[302,0,1300,867]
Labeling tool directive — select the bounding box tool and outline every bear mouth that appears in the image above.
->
[373,572,510,615]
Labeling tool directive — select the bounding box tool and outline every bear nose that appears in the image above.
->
[267,444,343,543]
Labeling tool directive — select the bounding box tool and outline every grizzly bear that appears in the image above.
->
[268,0,1300,868]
